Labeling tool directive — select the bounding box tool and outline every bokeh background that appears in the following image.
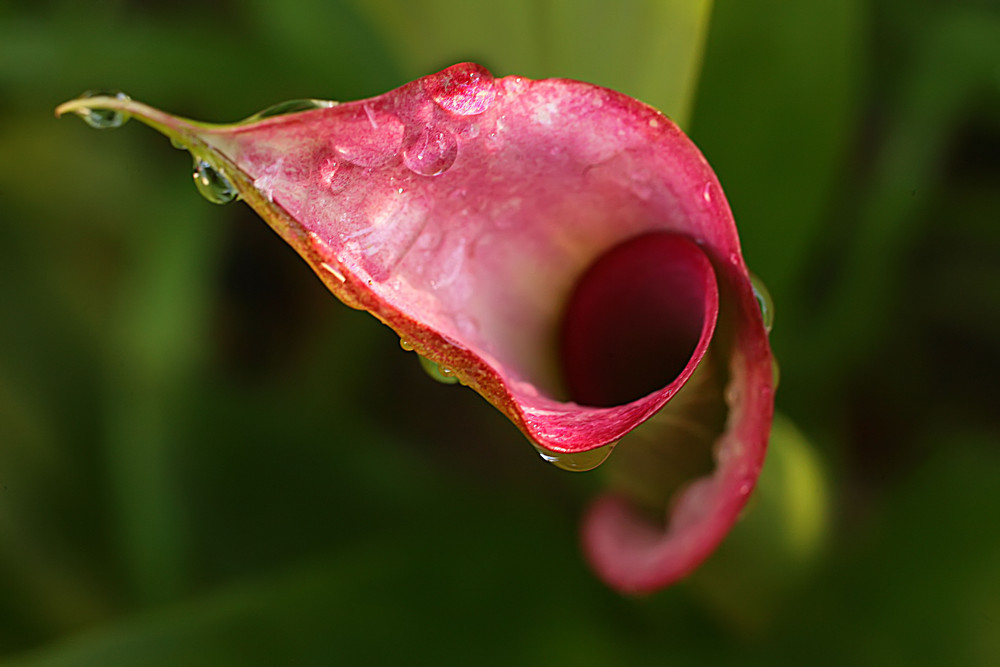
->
[2,0,999,664]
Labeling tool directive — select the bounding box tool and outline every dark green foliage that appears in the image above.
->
[1,0,998,663]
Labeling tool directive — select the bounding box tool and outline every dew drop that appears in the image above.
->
[170,137,187,150]
[245,98,336,122]
[533,441,616,472]
[319,158,353,194]
[402,127,458,176]
[426,63,496,116]
[460,122,480,139]
[192,158,237,204]
[417,355,459,384]
[502,76,528,96]
[333,106,405,167]
[399,339,414,351]
[77,89,131,129]
[749,272,774,333]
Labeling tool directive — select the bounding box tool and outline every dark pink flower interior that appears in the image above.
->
[561,232,718,408]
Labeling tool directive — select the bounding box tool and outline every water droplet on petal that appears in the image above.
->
[333,105,405,167]
[417,355,459,384]
[170,137,187,150]
[534,441,616,472]
[750,272,774,333]
[192,158,237,204]
[460,122,480,139]
[426,63,496,116]
[319,157,355,194]
[245,98,337,122]
[501,76,528,96]
[77,89,131,129]
[402,127,458,176]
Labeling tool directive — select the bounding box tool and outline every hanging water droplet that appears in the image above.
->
[192,158,237,204]
[750,272,774,333]
[402,127,458,176]
[245,98,337,122]
[170,137,187,150]
[426,63,496,116]
[417,355,459,384]
[77,89,131,129]
[399,339,414,351]
[533,441,616,472]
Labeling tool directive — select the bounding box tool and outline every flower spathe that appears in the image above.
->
[57,63,774,592]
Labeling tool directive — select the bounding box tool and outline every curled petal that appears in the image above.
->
[57,63,774,590]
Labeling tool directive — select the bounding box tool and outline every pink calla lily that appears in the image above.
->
[58,63,774,593]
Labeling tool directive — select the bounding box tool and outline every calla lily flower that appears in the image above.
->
[57,63,774,593]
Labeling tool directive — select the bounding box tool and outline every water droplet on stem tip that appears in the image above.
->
[77,89,131,129]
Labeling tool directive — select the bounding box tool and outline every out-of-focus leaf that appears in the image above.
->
[800,6,1000,387]
[772,434,1000,666]
[243,0,401,98]
[351,0,713,127]
[2,497,639,667]
[690,0,866,306]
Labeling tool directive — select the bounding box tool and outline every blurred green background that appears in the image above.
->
[2,0,999,664]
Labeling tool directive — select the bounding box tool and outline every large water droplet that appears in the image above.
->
[245,98,337,122]
[192,158,237,204]
[534,441,616,472]
[417,355,459,384]
[426,63,496,116]
[750,273,774,333]
[402,127,458,176]
[77,89,131,129]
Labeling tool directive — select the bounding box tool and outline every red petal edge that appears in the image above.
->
[582,266,774,592]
